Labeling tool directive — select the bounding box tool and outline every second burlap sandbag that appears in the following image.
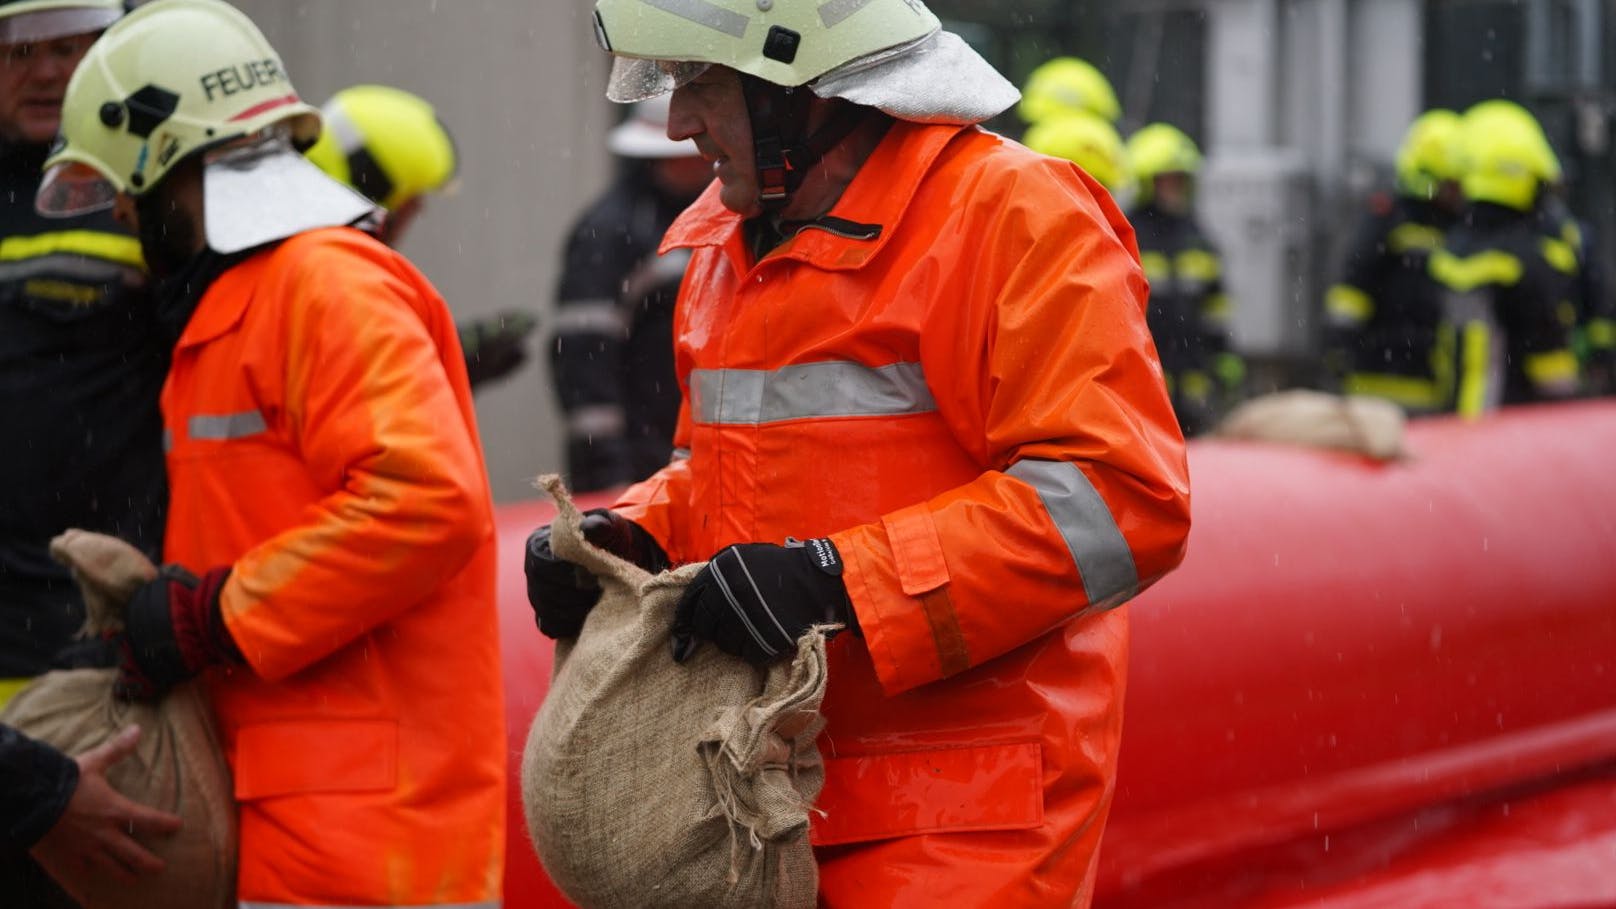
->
[1215,389,1408,460]
[0,531,237,909]
[522,476,828,909]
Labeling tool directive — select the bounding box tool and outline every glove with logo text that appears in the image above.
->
[115,565,243,701]
[671,538,857,666]
[525,509,668,639]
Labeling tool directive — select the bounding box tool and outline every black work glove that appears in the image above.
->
[114,565,242,701]
[460,310,538,390]
[671,538,856,666]
[525,509,667,639]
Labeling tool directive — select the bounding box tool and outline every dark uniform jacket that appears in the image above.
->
[550,169,691,492]
[0,723,75,854]
[1430,201,1580,414]
[0,141,166,676]
[1128,202,1235,436]
[1324,194,1455,412]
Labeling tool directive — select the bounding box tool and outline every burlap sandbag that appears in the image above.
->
[1214,390,1408,460]
[0,531,236,909]
[521,476,828,909]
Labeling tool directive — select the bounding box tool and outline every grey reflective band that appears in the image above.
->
[1007,459,1139,609]
[567,404,628,439]
[690,361,935,425]
[819,0,875,28]
[0,256,139,286]
[189,410,267,441]
[241,903,500,909]
[671,448,692,461]
[553,300,626,336]
[640,0,749,37]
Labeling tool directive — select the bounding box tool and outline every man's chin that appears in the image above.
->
[717,182,762,218]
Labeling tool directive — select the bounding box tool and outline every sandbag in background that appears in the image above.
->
[521,476,828,909]
[0,530,236,909]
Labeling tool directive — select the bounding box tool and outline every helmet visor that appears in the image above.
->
[606,56,710,104]
[0,7,120,44]
[36,160,117,217]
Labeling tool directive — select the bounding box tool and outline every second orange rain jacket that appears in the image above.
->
[615,121,1192,906]
[160,228,505,907]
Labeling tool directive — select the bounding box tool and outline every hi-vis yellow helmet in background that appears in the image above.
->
[36,0,321,216]
[1017,56,1121,125]
[305,84,459,213]
[0,0,121,43]
[1458,99,1560,212]
[1023,111,1130,195]
[1394,108,1464,201]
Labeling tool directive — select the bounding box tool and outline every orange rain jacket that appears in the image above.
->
[615,121,1192,906]
[160,228,505,907]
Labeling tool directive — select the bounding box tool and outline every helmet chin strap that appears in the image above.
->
[740,74,871,213]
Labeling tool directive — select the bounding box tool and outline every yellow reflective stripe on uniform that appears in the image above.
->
[1387,223,1443,255]
[1344,373,1443,410]
[0,230,143,268]
[690,361,935,425]
[1525,349,1579,386]
[1540,237,1579,276]
[1458,322,1492,419]
[1138,251,1170,283]
[1588,318,1616,350]
[1432,323,1457,409]
[1561,220,1584,253]
[1175,249,1221,283]
[239,903,499,909]
[0,678,32,711]
[1006,459,1139,610]
[1325,284,1374,324]
[1430,249,1523,292]
[1203,292,1231,324]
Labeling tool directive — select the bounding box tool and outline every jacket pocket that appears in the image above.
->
[809,742,1044,846]
[233,719,397,800]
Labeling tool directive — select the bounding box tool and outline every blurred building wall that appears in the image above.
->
[231,0,615,503]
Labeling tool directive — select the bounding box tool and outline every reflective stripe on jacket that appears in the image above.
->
[615,122,1191,905]
[160,228,504,905]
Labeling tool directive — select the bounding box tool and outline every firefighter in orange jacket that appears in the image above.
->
[525,1,1191,904]
[37,1,505,905]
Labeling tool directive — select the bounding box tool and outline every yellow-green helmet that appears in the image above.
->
[1017,56,1121,125]
[1023,111,1130,194]
[0,0,121,43]
[1127,122,1201,191]
[1394,109,1463,200]
[594,0,938,97]
[305,85,458,213]
[37,0,320,215]
[1458,100,1560,211]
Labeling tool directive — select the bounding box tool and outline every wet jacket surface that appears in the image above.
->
[1431,201,1580,414]
[0,141,166,676]
[1325,194,1455,412]
[615,122,1191,906]
[1127,203,1234,434]
[160,228,504,906]
[550,170,689,492]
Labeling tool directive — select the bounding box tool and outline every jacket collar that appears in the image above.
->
[660,120,972,271]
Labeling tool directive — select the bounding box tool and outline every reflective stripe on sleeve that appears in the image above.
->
[690,361,935,425]
[1540,237,1579,276]
[671,447,692,461]
[1431,249,1523,292]
[1325,284,1373,325]
[1007,459,1139,609]
[1525,349,1580,387]
[819,0,876,28]
[1386,223,1443,255]
[566,403,628,439]
[552,299,627,337]
[189,411,267,441]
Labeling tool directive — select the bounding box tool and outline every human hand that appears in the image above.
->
[526,509,667,639]
[30,726,182,891]
[671,538,854,665]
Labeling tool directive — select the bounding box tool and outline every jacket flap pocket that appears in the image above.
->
[883,504,950,596]
[810,742,1043,846]
[233,719,397,800]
